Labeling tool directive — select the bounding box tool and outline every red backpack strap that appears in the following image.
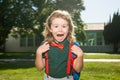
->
[66,43,73,75]
[45,52,49,76]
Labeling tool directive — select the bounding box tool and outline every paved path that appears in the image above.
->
[0,59,120,62]
[84,59,120,62]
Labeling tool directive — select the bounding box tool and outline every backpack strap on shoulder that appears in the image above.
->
[66,42,73,75]
[66,42,81,80]
[45,52,49,77]
[72,42,81,80]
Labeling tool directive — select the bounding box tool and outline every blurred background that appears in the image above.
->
[0,0,120,80]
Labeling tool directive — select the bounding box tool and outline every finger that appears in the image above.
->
[71,45,76,49]
[43,41,49,45]
[44,42,50,49]
[46,43,50,48]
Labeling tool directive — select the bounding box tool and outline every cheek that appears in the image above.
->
[65,28,69,34]
[63,29,69,37]
[50,29,57,36]
[66,30,69,35]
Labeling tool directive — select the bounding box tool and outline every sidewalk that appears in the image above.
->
[84,59,120,62]
[0,59,120,62]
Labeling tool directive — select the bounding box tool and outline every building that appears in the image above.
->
[80,23,113,52]
[5,23,113,52]
[5,34,39,52]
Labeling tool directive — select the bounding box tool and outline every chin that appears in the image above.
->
[55,38,65,42]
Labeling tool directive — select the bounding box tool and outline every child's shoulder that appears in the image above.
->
[73,42,79,46]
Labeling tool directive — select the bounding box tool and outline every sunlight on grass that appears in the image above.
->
[0,61,120,80]
[84,53,120,59]
[0,67,44,80]
[80,62,120,80]
[0,53,120,80]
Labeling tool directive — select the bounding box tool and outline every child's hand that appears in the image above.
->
[36,42,50,55]
[72,45,84,72]
[71,45,83,57]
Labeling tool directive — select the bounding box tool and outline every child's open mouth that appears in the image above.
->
[57,34,64,37]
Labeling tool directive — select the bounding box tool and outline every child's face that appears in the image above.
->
[50,18,69,42]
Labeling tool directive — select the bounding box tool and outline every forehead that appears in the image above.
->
[51,18,68,24]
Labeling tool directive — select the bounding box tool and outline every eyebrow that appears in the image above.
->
[51,23,68,26]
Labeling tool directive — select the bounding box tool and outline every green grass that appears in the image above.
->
[0,61,120,80]
[0,52,35,59]
[81,62,120,80]
[0,61,44,80]
[0,53,120,80]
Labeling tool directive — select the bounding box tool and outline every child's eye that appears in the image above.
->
[54,26,58,28]
[63,26,67,28]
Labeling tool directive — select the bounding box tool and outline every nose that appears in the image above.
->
[58,26,62,32]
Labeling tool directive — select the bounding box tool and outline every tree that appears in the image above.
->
[0,0,85,52]
[0,0,12,51]
[103,11,120,52]
[73,12,86,44]
[0,0,54,51]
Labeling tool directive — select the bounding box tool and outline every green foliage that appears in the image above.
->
[0,0,85,51]
[103,11,120,43]
[103,11,120,52]
[55,0,85,12]
[75,27,87,44]
[73,12,87,44]
[0,0,53,50]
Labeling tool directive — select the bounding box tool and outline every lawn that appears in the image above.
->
[0,53,120,80]
[0,61,44,80]
[84,53,120,59]
[81,62,120,80]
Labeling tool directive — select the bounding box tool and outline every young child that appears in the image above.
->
[35,10,83,80]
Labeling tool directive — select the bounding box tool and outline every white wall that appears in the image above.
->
[5,35,37,52]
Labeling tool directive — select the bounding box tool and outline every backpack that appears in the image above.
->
[45,42,80,80]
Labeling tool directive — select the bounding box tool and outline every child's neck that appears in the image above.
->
[54,39,67,44]
[54,40,60,44]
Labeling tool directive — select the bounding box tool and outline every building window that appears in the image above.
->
[20,35,27,47]
[87,32,95,46]
[96,32,103,45]
[20,35,34,47]
[28,35,34,47]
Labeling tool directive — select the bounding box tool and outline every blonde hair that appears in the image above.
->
[42,10,76,43]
